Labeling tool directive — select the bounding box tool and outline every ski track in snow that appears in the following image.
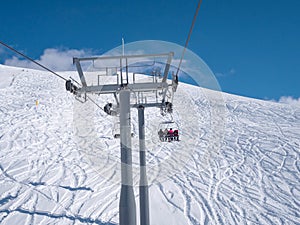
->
[0,66,299,225]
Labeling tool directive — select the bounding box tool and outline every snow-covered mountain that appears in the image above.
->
[0,64,299,225]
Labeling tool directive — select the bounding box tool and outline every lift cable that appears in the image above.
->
[0,40,67,81]
[86,95,104,111]
[0,40,107,112]
[175,0,203,78]
[1,0,202,111]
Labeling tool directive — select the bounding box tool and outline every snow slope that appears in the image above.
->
[0,65,299,225]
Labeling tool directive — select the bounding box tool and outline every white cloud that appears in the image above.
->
[0,46,11,61]
[4,48,94,71]
[229,68,236,75]
[278,96,300,106]
[215,68,236,77]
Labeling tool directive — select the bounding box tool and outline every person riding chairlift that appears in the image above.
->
[168,128,174,141]
[163,128,168,141]
[173,129,179,141]
[158,129,164,141]
[104,103,112,115]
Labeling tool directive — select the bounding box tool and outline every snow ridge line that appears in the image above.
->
[0,208,116,225]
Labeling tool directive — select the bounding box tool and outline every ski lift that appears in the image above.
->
[113,122,135,138]
[104,102,119,116]
[158,121,179,142]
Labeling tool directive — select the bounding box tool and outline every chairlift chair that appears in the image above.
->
[158,121,179,142]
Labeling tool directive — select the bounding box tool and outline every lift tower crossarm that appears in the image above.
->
[77,82,169,95]
[73,52,174,85]
[73,52,173,61]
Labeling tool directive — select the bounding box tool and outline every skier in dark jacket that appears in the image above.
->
[104,103,112,115]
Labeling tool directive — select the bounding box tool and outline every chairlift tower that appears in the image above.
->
[69,52,177,225]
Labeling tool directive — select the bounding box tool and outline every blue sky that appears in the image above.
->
[0,0,299,101]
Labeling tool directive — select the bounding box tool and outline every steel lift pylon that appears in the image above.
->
[68,52,178,225]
